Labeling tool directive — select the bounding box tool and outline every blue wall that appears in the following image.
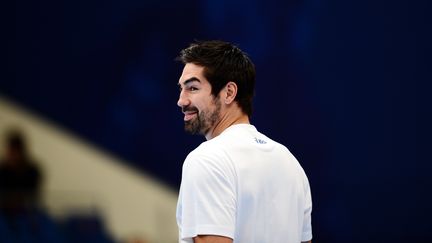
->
[2,0,428,242]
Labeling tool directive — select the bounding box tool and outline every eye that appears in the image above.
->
[189,86,198,91]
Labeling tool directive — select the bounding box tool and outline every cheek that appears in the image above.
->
[191,98,206,110]
[191,93,214,111]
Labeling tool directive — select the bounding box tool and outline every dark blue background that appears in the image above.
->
[2,0,429,242]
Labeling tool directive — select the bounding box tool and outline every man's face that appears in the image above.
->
[177,63,222,136]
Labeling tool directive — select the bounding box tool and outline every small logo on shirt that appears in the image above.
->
[254,137,267,144]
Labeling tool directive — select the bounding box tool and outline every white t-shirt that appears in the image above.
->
[176,124,312,243]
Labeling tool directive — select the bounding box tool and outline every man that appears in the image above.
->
[176,40,312,243]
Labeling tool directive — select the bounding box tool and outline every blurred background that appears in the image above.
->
[1,0,428,242]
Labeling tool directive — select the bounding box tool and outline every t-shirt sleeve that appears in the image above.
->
[177,152,236,241]
[301,176,313,241]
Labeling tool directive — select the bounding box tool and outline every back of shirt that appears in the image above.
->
[177,124,312,243]
[225,125,312,242]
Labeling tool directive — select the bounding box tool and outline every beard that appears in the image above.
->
[184,98,221,135]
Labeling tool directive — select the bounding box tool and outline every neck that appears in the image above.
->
[205,108,250,140]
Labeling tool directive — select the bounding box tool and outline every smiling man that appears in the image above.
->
[176,40,312,243]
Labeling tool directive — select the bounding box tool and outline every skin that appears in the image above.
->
[177,63,312,243]
[177,63,249,141]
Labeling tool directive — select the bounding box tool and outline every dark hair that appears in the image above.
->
[177,40,256,117]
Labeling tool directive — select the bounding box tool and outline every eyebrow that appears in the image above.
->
[178,77,201,87]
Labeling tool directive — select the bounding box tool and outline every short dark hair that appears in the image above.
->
[177,40,256,117]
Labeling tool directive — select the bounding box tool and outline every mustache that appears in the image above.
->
[182,106,198,113]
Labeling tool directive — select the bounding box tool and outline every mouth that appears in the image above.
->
[183,111,198,121]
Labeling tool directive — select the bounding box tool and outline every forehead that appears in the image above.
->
[179,63,209,85]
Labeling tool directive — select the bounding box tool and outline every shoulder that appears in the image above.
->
[185,141,229,170]
[188,133,231,161]
[182,138,235,180]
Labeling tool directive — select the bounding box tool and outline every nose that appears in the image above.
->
[177,90,190,108]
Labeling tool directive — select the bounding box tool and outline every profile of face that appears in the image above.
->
[177,63,222,136]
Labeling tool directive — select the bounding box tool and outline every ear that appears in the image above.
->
[223,81,238,105]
